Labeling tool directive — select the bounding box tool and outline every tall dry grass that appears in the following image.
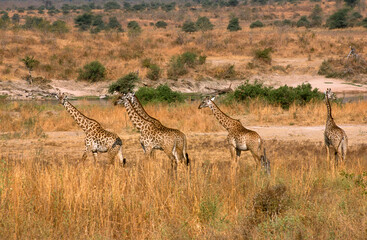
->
[1,100,366,138]
[0,138,366,239]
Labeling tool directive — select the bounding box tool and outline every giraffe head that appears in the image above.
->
[55,88,67,105]
[324,88,335,100]
[198,96,215,109]
[114,93,129,106]
[125,92,136,103]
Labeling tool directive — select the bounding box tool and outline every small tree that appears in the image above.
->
[78,61,106,82]
[21,56,39,84]
[146,64,161,81]
[104,1,121,11]
[107,16,123,31]
[196,16,214,32]
[127,20,142,37]
[362,17,367,28]
[74,13,94,31]
[227,17,241,31]
[12,13,20,24]
[327,8,350,29]
[297,16,310,28]
[182,20,197,33]
[250,20,264,28]
[108,72,139,94]
[228,0,239,6]
[344,0,359,7]
[309,4,323,27]
[155,20,167,29]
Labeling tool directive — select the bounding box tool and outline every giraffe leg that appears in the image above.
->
[116,146,126,166]
[108,145,120,165]
[325,144,331,168]
[251,152,260,169]
[92,151,98,163]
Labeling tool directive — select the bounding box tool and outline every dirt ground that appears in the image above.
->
[1,124,365,165]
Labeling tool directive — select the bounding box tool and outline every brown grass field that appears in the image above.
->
[0,100,366,239]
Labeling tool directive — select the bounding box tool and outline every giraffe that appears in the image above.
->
[115,94,189,171]
[324,88,348,167]
[55,89,125,165]
[198,96,270,174]
[125,92,189,164]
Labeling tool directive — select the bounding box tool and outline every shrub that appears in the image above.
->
[309,4,323,27]
[227,17,241,31]
[182,20,197,33]
[254,48,273,64]
[78,61,106,82]
[141,58,152,68]
[104,1,120,11]
[135,84,185,104]
[250,20,264,28]
[326,8,350,29]
[318,58,367,79]
[49,20,69,34]
[226,81,323,109]
[196,16,214,32]
[11,13,20,24]
[108,72,139,94]
[107,16,123,31]
[74,13,93,31]
[167,51,206,79]
[23,17,50,31]
[146,64,161,81]
[296,16,310,28]
[213,64,236,79]
[167,56,187,79]
[127,21,142,37]
[155,20,167,29]
[362,17,367,28]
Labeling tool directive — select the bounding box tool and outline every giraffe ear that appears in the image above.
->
[210,96,215,101]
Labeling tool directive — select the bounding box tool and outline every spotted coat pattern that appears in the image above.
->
[56,89,124,164]
[199,97,269,174]
[324,88,348,167]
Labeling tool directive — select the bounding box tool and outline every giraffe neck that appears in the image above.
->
[132,96,162,126]
[63,100,98,133]
[123,99,154,131]
[208,101,238,130]
[325,96,335,127]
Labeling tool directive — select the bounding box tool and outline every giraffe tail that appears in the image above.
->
[261,147,270,175]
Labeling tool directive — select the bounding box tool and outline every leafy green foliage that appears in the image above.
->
[127,21,142,37]
[196,16,214,32]
[254,48,273,64]
[326,8,350,29]
[21,56,39,72]
[74,13,93,31]
[108,72,139,94]
[182,20,197,33]
[49,20,69,34]
[135,85,185,104]
[167,51,206,79]
[250,20,264,28]
[104,1,121,11]
[107,16,123,31]
[309,4,323,27]
[146,64,161,81]
[225,81,323,109]
[78,61,106,82]
[344,0,359,7]
[155,20,167,29]
[227,17,241,32]
[297,16,310,28]
[362,17,367,28]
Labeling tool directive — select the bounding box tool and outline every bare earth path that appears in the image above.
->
[1,124,365,164]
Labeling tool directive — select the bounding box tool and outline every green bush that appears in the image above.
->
[296,16,310,28]
[135,84,185,104]
[141,58,152,68]
[108,72,139,94]
[107,16,123,31]
[167,51,206,79]
[146,64,161,81]
[225,81,323,109]
[250,20,264,28]
[74,13,93,31]
[326,8,350,29]
[309,4,323,27]
[182,20,197,33]
[362,17,367,28]
[49,20,69,34]
[227,17,241,32]
[155,20,167,29]
[78,61,106,82]
[254,48,273,64]
[196,16,214,32]
[104,1,120,11]
[127,20,142,37]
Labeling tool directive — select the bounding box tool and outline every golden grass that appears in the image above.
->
[0,136,366,239]
[1,100,366,137]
